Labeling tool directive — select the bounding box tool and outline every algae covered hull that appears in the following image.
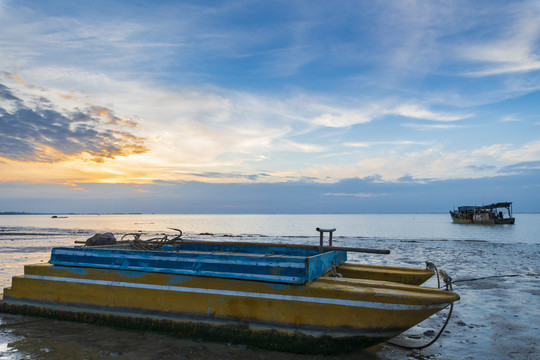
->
[1,241,459,354]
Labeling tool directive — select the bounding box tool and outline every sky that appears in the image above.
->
[1,0,539,213]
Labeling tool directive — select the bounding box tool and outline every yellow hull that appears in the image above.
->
[1,263,458,353]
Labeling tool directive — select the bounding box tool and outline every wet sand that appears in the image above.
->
[0,313,431,360]
[1,228,539,359]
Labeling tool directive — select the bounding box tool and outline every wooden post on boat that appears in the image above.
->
[316,228,336,253]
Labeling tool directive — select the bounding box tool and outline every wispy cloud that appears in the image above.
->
[300,99,470,129]
[389,104,471,122]
[401,123,464,130]
[459,5,540,77]
[500,115,520,122]
[344,141,429,148]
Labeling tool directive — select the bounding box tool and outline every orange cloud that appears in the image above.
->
[105,117,139,127]
[6,73,25,83]
[89,106,138,127]
[91,106,113,118]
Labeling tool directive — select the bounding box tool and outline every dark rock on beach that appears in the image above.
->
[85,232,116,246]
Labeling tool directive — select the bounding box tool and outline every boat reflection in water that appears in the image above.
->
[0,228,459,354]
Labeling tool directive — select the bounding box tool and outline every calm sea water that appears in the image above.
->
[1,213,539,360]
[1,213,538,242]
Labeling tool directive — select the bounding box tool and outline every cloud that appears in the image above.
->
[0,83,20,101]
[466,164,497,172]
[500,115,520,122]
[500,160,540,173]
[396,174,435,183]
[344,140,429,148]
[302,99,469,129]
[3,70,538,187]
[0,82,148,163]
[472,141,540,164]
[401,123,464,130]
[389,104,470,122]
[181,172,272,182]
[322,192,387,198]
[1,1,539,189]
[291,140,540,185]
[4,169,539,213]
[459,4,540,77]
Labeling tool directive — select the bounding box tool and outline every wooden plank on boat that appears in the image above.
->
[172,240,391,255]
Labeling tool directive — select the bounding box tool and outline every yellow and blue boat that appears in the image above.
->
[0,229,459,354]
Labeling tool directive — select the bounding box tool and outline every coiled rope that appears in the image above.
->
[122,228,183,251]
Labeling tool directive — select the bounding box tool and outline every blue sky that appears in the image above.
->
[1,0,539,213]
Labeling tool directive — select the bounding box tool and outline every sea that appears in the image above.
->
[1,213,539,360]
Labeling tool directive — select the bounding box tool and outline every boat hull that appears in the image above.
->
[1,263,458,354]
[449,202,515,225]
[450,212,515,225]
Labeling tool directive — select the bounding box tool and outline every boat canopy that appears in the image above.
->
[457,202,512,212]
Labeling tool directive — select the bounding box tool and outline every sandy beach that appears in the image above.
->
[1,214,539,359]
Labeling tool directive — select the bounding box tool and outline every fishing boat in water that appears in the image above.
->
[450,202,515,225]
[0,228,459,354]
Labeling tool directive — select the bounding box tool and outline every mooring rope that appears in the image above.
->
[386,303,454,350]
[386,261,454,350]
[386,266,538,351]
[425,261,440,288]
[452,274,529,283]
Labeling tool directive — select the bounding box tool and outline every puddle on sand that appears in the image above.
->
[0,339,22,360]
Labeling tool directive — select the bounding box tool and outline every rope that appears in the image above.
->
[386,268,537,350]
[122,228,183,251]
[328,262,343,278]
[425,261,440,288]
[453,274,526,283]
[386,261,454,350]
[386,303,454,350]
